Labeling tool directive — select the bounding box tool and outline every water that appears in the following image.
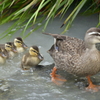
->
[0,13,100,100]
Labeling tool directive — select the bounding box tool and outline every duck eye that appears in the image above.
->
[32,50,38,53]
[7,46,11,48]
[16,41,21,43]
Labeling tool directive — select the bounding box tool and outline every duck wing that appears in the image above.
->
[44,33,86,70]
[43,33,85,55]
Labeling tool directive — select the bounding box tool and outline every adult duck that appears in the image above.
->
[43,27,100,92]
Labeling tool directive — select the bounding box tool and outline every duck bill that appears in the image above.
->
[12,48,17,53]
[38,53,44,60]
[0,53,7,58]
[22,43,28,49]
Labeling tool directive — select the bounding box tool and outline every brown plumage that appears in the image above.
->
[43,27,100,92]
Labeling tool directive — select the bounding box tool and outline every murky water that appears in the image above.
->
[0,13,100,100]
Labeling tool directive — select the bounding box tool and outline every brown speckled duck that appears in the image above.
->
[43,27,100,92]
[21,46,44,70]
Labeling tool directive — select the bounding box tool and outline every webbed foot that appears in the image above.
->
[50,67,67,85]
[86,76,100,92]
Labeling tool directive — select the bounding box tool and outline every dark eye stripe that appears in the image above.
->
[92,33,100,36]
[7,46,11,47]
[32,50,38,53]
[16,41,21,43]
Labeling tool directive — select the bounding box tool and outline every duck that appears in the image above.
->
[21,45,44,70]
[0,42,17,58]
[13,37,28,53]
[43,27,100,92]
[0,48,7,64]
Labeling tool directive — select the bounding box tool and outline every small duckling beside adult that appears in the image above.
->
[12,37,28,53]
[21,46,44,70]
[0,42,17,59]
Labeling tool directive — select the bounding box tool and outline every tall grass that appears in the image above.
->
[0,0,100,38]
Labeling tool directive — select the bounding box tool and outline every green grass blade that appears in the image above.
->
[61,0,87,27]
[61,0,87,33]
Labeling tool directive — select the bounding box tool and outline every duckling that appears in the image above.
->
[43,27,100,92]
[13,37,28,53]
[0,42,17,58]
[21,46,44,70]
[0,48,7,64]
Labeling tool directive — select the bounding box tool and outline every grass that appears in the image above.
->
[0,0,100,39]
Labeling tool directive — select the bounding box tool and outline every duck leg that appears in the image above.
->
[86,76,100,92]
[50,67,67,85]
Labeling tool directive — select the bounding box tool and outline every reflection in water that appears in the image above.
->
[0,13,99,100]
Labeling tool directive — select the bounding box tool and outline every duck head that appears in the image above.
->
[84,27,100,50]
[14,37,28,48]
[29,46,43,60]
[5,42,17,53]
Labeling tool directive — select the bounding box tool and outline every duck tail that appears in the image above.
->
[42,32,66,40]
[42,32,56,36]
[42,32,59,38]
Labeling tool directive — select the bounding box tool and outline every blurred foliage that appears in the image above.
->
[0,0,100,38]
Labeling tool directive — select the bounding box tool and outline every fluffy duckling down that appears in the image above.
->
[21,45,43,70]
